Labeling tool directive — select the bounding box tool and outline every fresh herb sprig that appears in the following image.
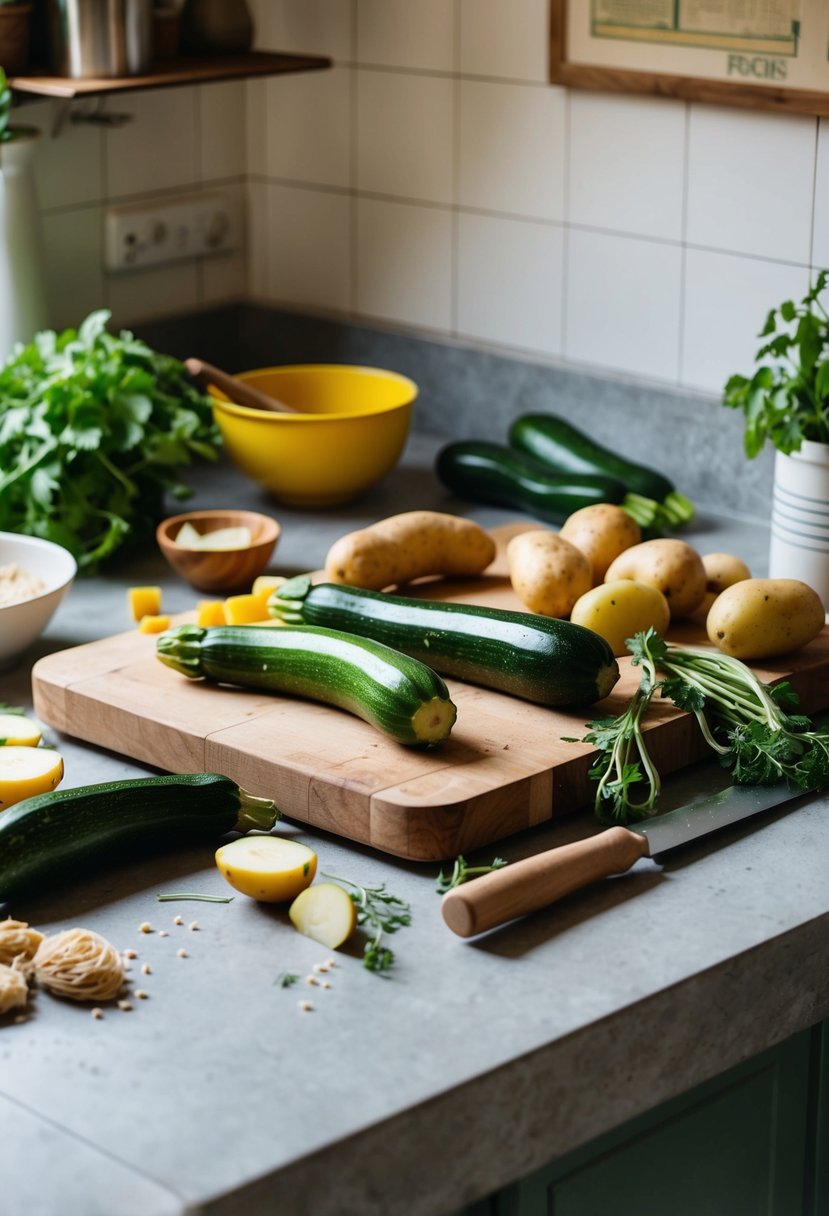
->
[435,855,507,894]
[0,310,220,571]
[575,629,829,825]
[723,270,829,456]
[322,872,411,973]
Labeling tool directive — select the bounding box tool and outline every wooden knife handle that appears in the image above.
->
[184,357,298,414]
[441,827,650,938]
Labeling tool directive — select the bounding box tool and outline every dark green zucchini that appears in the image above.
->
[435,440,661,528]
[268,576,620,707]
[508,413,695,527]
[157,624,457,746]
[0,772,278,903]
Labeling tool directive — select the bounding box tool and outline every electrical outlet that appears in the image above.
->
[105,193,238,273]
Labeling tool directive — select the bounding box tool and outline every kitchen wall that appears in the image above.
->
[23,0,829,403]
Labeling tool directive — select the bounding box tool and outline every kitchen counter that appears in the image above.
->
[1,432,827,1216]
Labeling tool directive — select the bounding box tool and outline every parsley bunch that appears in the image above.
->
[323,873,411,973]
[723,270,829,456]
[0,310,220,571]
[577,629,829,825]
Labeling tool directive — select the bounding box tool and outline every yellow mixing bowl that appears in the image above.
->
[210,364,418,507]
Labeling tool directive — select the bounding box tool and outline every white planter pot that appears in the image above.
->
[0,129,47,361]
[769,439,829,608]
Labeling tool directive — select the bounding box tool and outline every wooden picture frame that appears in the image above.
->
[550,0,829,117]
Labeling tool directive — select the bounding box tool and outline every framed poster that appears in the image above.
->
[550,0,829,116]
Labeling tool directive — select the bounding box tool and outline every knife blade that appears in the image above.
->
[441,779,814,938]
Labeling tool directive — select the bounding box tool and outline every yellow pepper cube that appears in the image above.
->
[250,575,286,617]
[196,600,227,628]
[224,593,268,625]
[128,585,162,622]
[138,614,171,634]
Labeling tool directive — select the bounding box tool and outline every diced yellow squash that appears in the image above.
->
[138,614,171,634]
[250,575,287,616]
[224,593,268,625]
[196,599,227,628]
[128,585,162,621]
[0,746,64,810]
[0,714,42,747]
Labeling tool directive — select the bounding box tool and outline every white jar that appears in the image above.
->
[769,438,829,609]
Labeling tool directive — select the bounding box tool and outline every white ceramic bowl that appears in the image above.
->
[0,532,77,669]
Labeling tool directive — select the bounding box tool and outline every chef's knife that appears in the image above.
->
[441,780,814,938]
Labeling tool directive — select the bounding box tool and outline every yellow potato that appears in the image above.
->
[570,580,671,657]
[215,836,318,903]
[506,529,592,617]
[0,714,41,747]
[604,538,706,619]
[0,746,64,811]
[559,503,641,584]
[324,511,496,590]
[289,882,357,950]
[692,552,753,621]
[706,578,825,660]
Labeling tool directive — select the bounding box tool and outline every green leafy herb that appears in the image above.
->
[723,270,829,456]
[156,892,234,903]
[0,702,24,715]
[575,628,829,825]
[322,872,411,973]
[0,310,221,571]
[435,854,507,894]
[275,971,300,988]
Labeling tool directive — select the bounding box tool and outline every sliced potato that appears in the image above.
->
[0,746,64,811]
[289,882,357,950]
[0,714,42,747]
[215,836,318,903]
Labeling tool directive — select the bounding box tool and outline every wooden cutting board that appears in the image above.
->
[31,524,829,861]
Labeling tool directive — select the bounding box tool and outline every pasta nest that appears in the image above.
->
[33,928,125,1002]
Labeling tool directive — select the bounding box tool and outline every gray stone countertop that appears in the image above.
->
[1,433,827,1216]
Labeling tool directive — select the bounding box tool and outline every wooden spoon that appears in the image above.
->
[184,357,299,414]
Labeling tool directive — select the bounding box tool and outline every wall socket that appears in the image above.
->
[105,193,238,273]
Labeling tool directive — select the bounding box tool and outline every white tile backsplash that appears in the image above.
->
[459,0,549,82]
[459,79,566,220]
[457,213,563,357]
[266,183,351,313]
[356,197,452,331]
[356,0,455,72]
[568,92,686,242]
[105,89,199,198]
[565,228,682,383]
[27,0,829,395]
[357,70,454,203]
[686,104,817,264]
[681,249,809,395]
[265,66,352,188]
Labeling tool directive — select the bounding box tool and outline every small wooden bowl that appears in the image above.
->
[156,509,281,593]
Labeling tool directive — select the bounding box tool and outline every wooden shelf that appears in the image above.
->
[8,50,331,100]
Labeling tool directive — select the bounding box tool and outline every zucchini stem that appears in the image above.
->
[234,789,280,833]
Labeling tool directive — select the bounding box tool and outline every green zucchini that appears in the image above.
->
[0,772,278,903]
[268,576,620,707]
[508,413,695,527]
[157,624,457,746]
[434,440,662,529]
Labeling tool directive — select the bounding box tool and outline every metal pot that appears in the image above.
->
[49,0,153,78]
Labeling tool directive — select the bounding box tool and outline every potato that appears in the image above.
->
[0,746,63,810]
[506,529,592,617]
[604,538,707,619]
[215,836,318,903]
[691,552,753,621]
[559,503,641,584]
[324,511,496,590]
[706,578,825,660]
[570,580,671,657]
[289,882,357,950]
[0,714,41,747]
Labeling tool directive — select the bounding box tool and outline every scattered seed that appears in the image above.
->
[321,980,332,990]
[298,1000,313,1012]
[117,999,133,1012]
[305,975,317,986]
[325,958,336,968]
[188,921,199,932]
[173,915,184,926]
[141,963,152,976]
[138,923,152,934]
[159,930,169,938]
[91,1007,104,1020]
[312,963,327,973]
[134,989,149,1000]
[123,948,138,959]
[176,948,188,958]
